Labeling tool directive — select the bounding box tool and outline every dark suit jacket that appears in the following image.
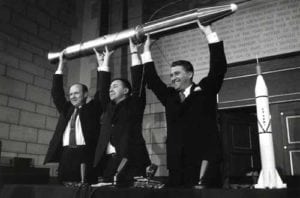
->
[44,73,102,164]
[145,42,227,169]
[93,65,150,168]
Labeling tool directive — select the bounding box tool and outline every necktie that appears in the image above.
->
[69,107,79,146]
[179,91,185,102]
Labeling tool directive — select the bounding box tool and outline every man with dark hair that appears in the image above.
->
[143,24,227,188]
[93,44,150,186]
[110,77,132,99]
[171,60,194,73]
[44,52,102,184]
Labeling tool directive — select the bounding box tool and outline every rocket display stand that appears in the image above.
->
[254,58,286,189]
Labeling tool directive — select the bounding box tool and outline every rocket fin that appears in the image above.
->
[254,169,286,189]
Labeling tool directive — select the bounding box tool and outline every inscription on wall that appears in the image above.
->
[151,0,300,80]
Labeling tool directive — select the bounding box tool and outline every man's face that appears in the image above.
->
[170,65,193,91]
[69,84,87,107]
[109,80,128,103]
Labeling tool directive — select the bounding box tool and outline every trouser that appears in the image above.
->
[168,166,200,187]
[58,146,97,184]
[167,149,222,188]
[167,148,200,187]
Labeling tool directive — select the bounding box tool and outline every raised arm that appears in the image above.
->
[51,50,68,113]
[142,35,170,106]
[94,47,114,110]
[129,38,145,104]
[197,24,227,94]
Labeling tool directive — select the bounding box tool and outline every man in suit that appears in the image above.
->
[143,24,227,188]
[93,42,151,186]
[44,51,102,184]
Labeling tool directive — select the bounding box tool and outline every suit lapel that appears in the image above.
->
[66,106,75,120]
[182,83,203,107]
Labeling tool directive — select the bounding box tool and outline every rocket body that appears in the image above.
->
[254,64,286,189]
[48,4,237,63]
[255,75,271,133]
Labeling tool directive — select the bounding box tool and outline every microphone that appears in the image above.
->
[146,164,158,179]
[113,158,128,185]
[80,163,86,184]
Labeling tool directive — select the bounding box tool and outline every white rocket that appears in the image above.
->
[254,57,286,189]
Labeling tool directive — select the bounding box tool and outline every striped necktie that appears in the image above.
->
[179,91,185,102]
[69,107,79,146]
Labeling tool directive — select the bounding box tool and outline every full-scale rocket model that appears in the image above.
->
[254,57,286,189]
[48,4,237,63]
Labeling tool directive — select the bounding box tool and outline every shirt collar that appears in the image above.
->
[75,105,82,109]
[183,84,193,98]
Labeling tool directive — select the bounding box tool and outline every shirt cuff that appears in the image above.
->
[97,66,110,72]
[141,51,153,64]
[206,32,219,43]
[131,55,142,66]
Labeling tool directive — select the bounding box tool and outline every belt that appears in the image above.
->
[107,153,117,158]
[65,145,83,149]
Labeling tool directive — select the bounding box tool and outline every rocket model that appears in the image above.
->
[254,57,286,189]
[48,4,237,63]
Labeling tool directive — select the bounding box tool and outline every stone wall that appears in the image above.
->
[0,0,78,176]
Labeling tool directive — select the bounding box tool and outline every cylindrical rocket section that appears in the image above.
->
[48,4,237,63]
[142,4,237,35]
[255,76,272,133]
[48,28,140,63]
[255,74,276,170]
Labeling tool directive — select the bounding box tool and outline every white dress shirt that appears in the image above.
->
[183,84,193,98]
[62,111,86,146]
[106,142,116,154]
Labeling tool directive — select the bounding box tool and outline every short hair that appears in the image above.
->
[171,60,194,73]
[111,78,132,96]
[71,83,88,94]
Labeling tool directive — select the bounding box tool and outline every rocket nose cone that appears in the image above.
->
[230,4,238,12]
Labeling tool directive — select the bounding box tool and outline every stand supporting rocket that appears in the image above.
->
[254,57,286,189]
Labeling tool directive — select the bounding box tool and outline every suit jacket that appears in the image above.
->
[145,42,227,169]
[44,73,102,164]
[93,65,151,168]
